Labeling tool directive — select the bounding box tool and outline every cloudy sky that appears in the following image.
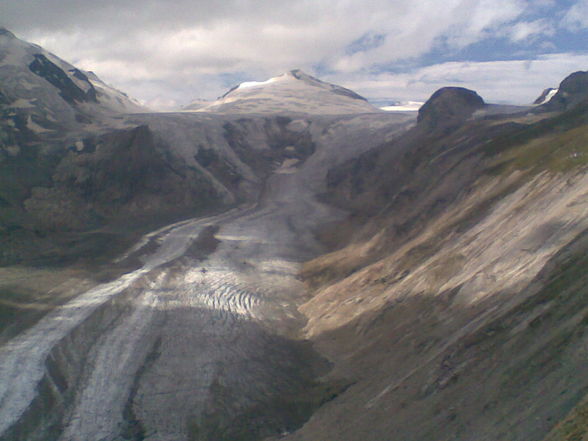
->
[2,0,588,109]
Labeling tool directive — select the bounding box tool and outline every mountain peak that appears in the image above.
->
[226,69,320,94]
[196,69,376,115]
[539,70,588,112]
[417,86,485,130]
[285,69,367,101]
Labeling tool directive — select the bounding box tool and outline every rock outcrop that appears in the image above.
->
[28,54,98,105]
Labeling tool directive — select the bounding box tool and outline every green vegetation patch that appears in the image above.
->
[483,102,588,174]
[495,124,588,173]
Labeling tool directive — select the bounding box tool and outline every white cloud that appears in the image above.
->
[328,0,529,72]
[508,19,555,42]
[1,0,582,106]
[328,53,588,105]
[562,0,588,30]
[442,0,527,47]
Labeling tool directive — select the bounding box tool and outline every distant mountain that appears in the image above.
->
[0,31,341,267]
[186,69,381,114]
[0,30,231,266]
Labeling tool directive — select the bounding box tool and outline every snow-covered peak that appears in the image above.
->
[192,69,380,115]
[0,28,147,135]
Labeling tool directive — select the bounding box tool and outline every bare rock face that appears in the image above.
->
[417,86,485,130]
[28,54,98,105]
[0,123,230,266]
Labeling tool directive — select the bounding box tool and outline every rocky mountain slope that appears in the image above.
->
[285,71,588,441]
[0,28,158,265]
[0,28,145,131]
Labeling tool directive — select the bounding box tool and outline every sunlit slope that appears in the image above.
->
[284,84,588,441]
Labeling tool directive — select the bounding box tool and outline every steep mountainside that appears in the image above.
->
[0,28,167,265]
[283,72,588,441]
